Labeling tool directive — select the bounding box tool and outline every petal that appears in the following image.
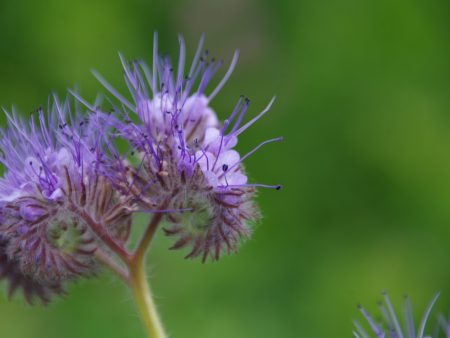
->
[203,127,220,147]
[216,150,240,172]
[226,172,248,186]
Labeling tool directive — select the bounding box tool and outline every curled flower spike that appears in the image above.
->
[354,292,445,338]
[0,97,132,303]
[0,235,64,304]
[80,33,282,262]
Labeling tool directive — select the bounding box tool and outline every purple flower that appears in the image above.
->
[79,33,282,262]
[354,292,446,338]
[0,97,131,303]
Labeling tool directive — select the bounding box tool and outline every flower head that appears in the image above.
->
[0,97,131,303]
[354,292,446,338]
[81,33,281,262]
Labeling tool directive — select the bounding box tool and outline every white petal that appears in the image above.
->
[217,150,240,171]
[203,127,220,147]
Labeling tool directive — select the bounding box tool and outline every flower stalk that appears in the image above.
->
[129,256,167,338]
[90,211,167,338]
[128,212,167,338]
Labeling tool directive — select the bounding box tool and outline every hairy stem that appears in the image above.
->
[95,249,129,284]
[129,258,167,338]
[134,211,165,265]
[78,200,169,337]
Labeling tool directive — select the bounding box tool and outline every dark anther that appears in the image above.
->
[275,185,281,190]
[169,68,174,72]
[245,98,250,104]
[130,151,135,156]
[222,164,228,172]
[29,161,33,166]
[79,121,84,126]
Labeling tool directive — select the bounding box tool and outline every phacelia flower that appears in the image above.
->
[79,33,282,262]
[0,97,131,303]
[354,292,446,338]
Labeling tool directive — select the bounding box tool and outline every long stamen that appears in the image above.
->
[92,70,135,112]
[189,33,205,79]
[403,296,416,338]
[218,183,281,190]
[229,97,250,134]
[234,96,276,137]
[358,304,385,338]
[208,50,239,101]
[417,293,440,338]
[176,35,186,91]
[353,320,370,338]
[382,291,404,338]
[152,31,158,92]
[224,137,283,175]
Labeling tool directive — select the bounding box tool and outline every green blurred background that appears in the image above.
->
[1,0,450,337]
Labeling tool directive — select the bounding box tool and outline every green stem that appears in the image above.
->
[82,203,169,338]
[129,258,167,338]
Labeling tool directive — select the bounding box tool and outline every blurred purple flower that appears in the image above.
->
[354,292,448,338]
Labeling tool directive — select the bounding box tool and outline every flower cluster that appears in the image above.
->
[354,292,449,338]
[0,98,133,303]
[79,33,282,262]
[0,34,280,303]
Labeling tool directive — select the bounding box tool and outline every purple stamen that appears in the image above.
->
[417,293,440,338]
[224,137,283,175]
[92,70,135,112]
[234,96,276,137]
[208,50,239,101]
